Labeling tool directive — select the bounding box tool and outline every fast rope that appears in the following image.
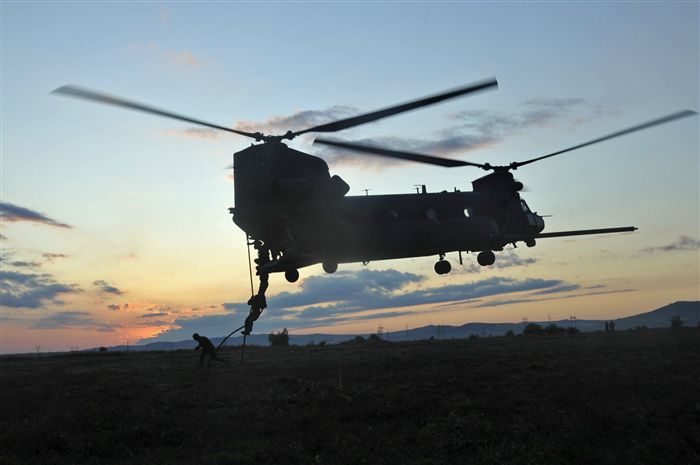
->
[210,234,256,364]
[245,234,255,296]
[210,324,245,365]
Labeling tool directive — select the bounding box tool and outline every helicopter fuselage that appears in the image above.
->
[230,142,545,276]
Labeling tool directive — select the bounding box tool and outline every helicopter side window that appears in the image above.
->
[463,208,471,218]
[521,200,530,213]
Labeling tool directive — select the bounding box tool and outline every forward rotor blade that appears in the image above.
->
[294,78,498,137]
[315,138,487,168]
[511,110,697,169]
[51,85,264,140]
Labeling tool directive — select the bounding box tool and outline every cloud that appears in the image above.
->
[451,250,536,274]
[160,127,221,140]
[0,202,71,229]
[642,235,700,253]
[1,251,70,270]
[168,50,204,68]
[31,311,118,332]
[143,270,580,342]
[222,302,239,313]
[42,253,68,263]
[318,97,600,169]
[530,284,581,295]
[93,280,125,295]
[0,253,42,269]
[0,270,78,308]
[140,312,169,318]
[449,98,586,134]
[130,42,209,70]
[494,251,538,269]
[315,134,496,169]
[268,269,425,311]
[138,313,238,343]
[162,105,360,142]
[219,269,569,324]
[473,287,634,308]
[236,105,358,136]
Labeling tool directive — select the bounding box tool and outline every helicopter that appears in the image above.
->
[52,78,695,287]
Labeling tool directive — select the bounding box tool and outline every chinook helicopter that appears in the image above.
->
[52,79,695,287]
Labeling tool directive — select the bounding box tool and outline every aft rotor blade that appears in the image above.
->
[315,138,487,168]
[294,78,498,137]
[511,110,697,169]
[51,85,264,140]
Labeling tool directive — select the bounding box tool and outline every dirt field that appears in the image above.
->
[1,329,699,465]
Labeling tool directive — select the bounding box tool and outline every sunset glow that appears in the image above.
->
[1,2,698,353]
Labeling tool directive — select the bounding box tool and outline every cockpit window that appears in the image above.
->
[521,200,530,213]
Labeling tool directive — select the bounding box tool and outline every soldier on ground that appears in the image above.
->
[193,333,228,366]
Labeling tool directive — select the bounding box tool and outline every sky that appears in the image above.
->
[1,2,698,353]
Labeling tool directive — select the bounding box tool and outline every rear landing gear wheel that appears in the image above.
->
[322,262,338,274]
[285,269,299,283]
[477,251,496,266]
[434,260,451,275]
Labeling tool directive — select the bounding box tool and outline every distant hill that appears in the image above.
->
[612,301,699,330]
[103,300,699,352]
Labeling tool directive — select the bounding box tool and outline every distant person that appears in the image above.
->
[609,321,616,332]
[605,321,609,332]
[193,333,228,367]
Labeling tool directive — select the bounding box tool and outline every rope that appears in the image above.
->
[246,234,255,296]
[240,333,247,364]
[212,324,246,356]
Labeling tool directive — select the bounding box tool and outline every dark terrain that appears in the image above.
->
[1,329,699,465]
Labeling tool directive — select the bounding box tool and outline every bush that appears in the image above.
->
[367,334,384,345]
[353,336,366,344]
[523,323,544,336]
[566,327,580,335]
[268,328,289,347]
[545,324,566,336]
[98,347,108,352]
[505,330,515,337]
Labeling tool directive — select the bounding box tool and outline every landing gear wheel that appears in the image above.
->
[434,260,452,275]
[477,251,495,266]
[285,269,300,283]
[525,239,536,248]
[322,262,338,274]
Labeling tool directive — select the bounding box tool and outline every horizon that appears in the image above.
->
[6,299,697,355]
[2,3,698,354]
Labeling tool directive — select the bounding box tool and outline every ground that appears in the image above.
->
[1,329,699,465]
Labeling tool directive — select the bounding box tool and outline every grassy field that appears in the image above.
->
[1,329,699,465]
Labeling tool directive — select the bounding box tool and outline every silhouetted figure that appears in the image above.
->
[243,272,268,335]
[609,321,615,332]
[605,321,609,332]
[193,333,228,366]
